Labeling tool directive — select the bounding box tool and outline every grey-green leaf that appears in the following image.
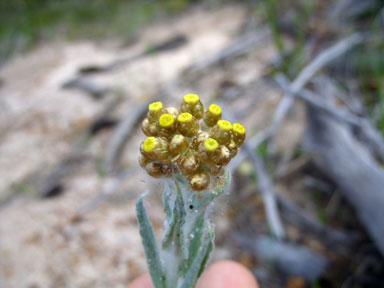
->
[197,226,214,278]
[180,227,215,288]
[162,190,186,251]
[136,193,165,288]
[183,212,205,274]
[175,190,187,256]
[163,184,173,222]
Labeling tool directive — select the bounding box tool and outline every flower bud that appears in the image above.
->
[169,134,188,157]
[178,154,199,176]
[141,118,157,136]
[192,131,209,149]
[210,120,232,145]
[189,172,210,191]
[139,155,151,169]
[157,113,176,138]
[145,162,171,178]
[177,112,199,137]
[232,123,246,147]
[198,138,220,165]
[180,94,204,119]
[166,107,179,118]
[227,140,238,158]
[216,145,231,166]
[140,136,169,163]
[147,101,165,123]
[203,104,222,127]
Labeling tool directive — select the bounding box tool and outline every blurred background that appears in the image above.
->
[1,0,384,287]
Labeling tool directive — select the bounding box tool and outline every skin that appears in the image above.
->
[127,260,259,288]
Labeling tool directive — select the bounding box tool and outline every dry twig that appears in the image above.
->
[221,102,286,239]
[183,28,270,75]
[275,74,384,162]
[269,33,364,147]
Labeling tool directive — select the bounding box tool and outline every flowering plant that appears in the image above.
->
[137,94,245,288]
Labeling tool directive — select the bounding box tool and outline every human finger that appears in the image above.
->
[196,260,259,288]
[127,274,153,288]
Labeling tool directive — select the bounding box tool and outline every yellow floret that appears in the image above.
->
[204,138,219,152]
[208,104,222,116]
[159,114,174,127]
[233,123,246,135]
[183,94,200,105]
[178,112,193,123]
[144,137,156,152]
[217,120,232,131]
[149,101,163,112]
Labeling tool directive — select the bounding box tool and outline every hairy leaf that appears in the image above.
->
[136,193,165,288]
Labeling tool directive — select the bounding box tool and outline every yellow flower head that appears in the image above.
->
[208,104,222,116]
[149,101,163,112]
[178,112,193,123]
[217,120,232,131]
[233,123,246,135]
[139,94,245,190]
[143,137,157,152]
[183,94,200,105]
[159,113,175,128]
[204,138,219,152]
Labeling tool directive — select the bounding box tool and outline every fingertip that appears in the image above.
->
[197,260,259,288]
[127,274,153,288]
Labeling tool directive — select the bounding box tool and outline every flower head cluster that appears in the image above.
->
[139,94,245,191]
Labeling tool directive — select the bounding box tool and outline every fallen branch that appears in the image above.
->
[303,103,384,256]
[62,78,109,99]
[234,234,329,282]
[243,145,286,239]
[78,35,188,75]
